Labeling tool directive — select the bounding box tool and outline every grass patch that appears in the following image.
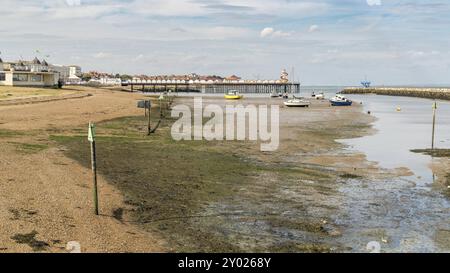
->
[51,114,341,252]
[113,208,124,222]
[277,166,332,180]
[340,173,363,179]
[269,242,332,253]
[8,142,49,154]
[267,217,327,234]
[51,116,261,252]
[0,129,25,138]
[411,149,450,158]
[0,86,74,101]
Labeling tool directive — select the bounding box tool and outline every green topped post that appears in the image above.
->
[88,122,99,215]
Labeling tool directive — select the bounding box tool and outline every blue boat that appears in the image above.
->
[330,95,353,106]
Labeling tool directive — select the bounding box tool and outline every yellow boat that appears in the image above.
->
[225,90,244,100]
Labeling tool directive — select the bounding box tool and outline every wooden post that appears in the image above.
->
[147,100,152,136]
[432,101,437,149]
[159,95,164,119]
[88,122,99,216]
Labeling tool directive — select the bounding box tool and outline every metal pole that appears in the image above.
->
[90,140,99,215]
[432,102,437,149]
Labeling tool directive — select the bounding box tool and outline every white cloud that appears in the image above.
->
[310,49,399,64]
[66,0,81,7]
[309,25,319,33]
[93,52,112,59]
[134,54,145,61]
[260,27,274,38]
[1,0,449,85]
[244,0,328,16]
[367,0,382,6]
[405,50,440,59]
[0,0,330,19]
[260,27,291,38]
[272,30,291,38]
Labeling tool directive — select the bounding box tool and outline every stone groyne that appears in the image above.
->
[341,87,450,100]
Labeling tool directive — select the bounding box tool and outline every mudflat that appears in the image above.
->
[1,87,446,252]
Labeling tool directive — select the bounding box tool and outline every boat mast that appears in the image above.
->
[291,66,295,95]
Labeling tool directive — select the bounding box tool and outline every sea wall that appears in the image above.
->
[341,87,450,101]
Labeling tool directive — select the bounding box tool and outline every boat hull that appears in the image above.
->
[225,95,244,100]
[330,100,352,106]
[284,102,311,107]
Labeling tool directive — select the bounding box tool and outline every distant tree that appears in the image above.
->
[120,74,133,81]
[81,73,92,82]
[57,79,64,89]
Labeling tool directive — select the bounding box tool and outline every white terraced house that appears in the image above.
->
[0,57,60,87]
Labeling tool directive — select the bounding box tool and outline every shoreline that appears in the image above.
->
[340,87,450,101]
[2,87,448,252]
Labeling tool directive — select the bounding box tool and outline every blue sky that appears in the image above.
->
[1,0,449,85]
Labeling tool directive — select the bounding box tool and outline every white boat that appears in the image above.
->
[270,91,281,98]
[284,97,311,107]
[330,94,353,106]
[315,93,325,100]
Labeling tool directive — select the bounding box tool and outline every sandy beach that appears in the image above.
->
[0,87,165,252]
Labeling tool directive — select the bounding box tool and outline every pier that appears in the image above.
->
[122,82,301,94]
[341,87,450,101]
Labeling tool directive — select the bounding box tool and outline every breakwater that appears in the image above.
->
[341,87,450,100]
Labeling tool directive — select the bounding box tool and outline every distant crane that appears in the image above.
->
[361,75,371,88]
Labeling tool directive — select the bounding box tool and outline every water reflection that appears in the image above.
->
[331,94,450,252]
[339,95,450,184]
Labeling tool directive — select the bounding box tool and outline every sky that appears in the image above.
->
[0,0,449,85]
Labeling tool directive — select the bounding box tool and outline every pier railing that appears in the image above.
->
[123,82,301,94]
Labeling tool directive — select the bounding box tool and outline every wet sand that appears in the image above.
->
[44,96,387,252]
[1,89,448,252]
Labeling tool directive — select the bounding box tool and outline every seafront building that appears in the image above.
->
[88,77,122,85]
[0,57,60,87]
[51,64,82,84]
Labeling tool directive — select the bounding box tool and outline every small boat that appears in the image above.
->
[315,93,325,100]
[330,95,353,106]
[284,97,311,108]
[271,91,280,98]
[225,90,243,100]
